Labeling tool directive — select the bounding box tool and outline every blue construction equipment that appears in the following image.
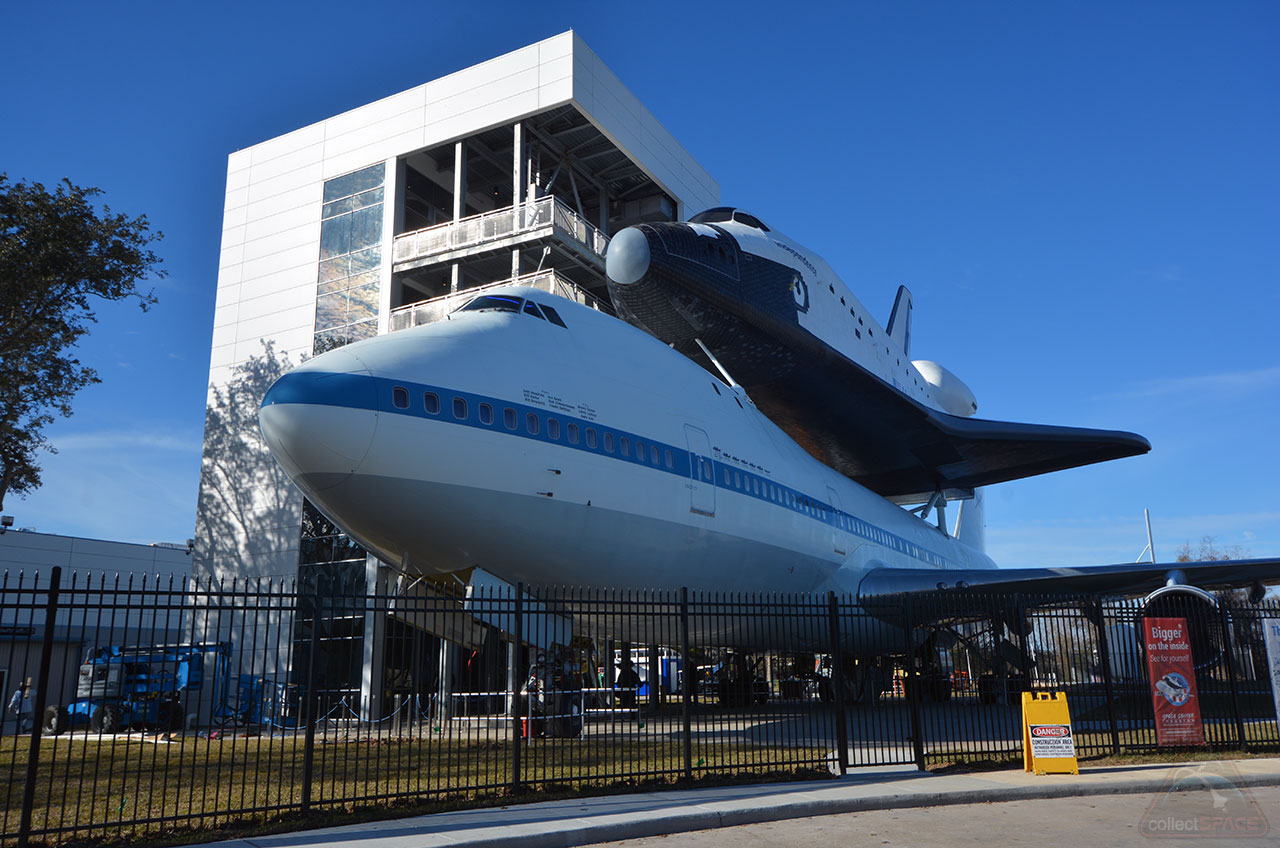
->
[42,642,231,734]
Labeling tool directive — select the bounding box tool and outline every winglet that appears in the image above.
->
[886,285,913,357]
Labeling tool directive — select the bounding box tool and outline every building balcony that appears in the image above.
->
[392,196,610,274]
[389,270,614,333]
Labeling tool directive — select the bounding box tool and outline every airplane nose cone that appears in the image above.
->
[605,226,650,285]
[259,349,378,491]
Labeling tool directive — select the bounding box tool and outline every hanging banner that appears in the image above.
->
[1264,618,1280,725]
[1143,617,1205,746]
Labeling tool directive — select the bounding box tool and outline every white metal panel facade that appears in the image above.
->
[196,32,720,581]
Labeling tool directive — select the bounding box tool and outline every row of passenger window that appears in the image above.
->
[391,384,875,533]
[390,388,679,469]
[722,468,828,517]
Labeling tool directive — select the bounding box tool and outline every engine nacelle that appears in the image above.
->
[1141,581,1224,673]
[912,360,978,417]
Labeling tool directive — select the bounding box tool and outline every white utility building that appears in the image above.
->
[194,32,719,711]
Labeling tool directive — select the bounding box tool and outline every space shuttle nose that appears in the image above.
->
[605,226,650,285]
[258,349,378,491]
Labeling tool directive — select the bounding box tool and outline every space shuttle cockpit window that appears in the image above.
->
[689,207,734,224]
[731,211,769,231]
[688,207,770,232]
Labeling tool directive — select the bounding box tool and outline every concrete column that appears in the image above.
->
[648,643,662,708]
[360,556,387,722]
[451,139,466,295]
[453,140,466,221]
[512,123,524,207]
[506,639,518,714]
[512,122,524,281]
[436,639,456,721]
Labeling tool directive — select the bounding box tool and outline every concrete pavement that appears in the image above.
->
[201,757,1280,848]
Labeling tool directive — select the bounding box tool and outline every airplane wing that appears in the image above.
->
[735,323,1151,500]
[857,558,1280,601]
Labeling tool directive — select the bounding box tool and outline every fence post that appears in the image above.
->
[1092,596,1121,756]
[826,592,849,776]
[901,594,926,771]
[300,587,321,813]
[18,566,61,848]
[511,583,523,793]
[1217,602,1248,751]
[680,587,693,781]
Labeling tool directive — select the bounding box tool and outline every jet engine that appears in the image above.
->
[1140,578,1224,673]
[911,361,978,417]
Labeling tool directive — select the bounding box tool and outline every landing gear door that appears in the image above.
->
[684,425,716,517]
[826,486,847,555]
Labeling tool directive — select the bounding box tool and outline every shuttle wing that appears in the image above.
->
[742,332,1151,500]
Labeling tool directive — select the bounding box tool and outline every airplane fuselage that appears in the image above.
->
[260,288,996,604]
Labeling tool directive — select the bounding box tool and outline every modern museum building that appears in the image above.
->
[193,32,719,716]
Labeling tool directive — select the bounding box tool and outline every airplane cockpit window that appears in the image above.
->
[539,304,567,327]
[688,207,770,231]
[458,294,521,313]
[523,301,546,320]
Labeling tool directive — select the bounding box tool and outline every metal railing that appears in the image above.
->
[1,569,1277,846]
[388,271,614,332]
[392,196,610,268]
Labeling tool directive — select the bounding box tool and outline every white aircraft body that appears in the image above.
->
[259,215,1280,651]
[261,287,991,606]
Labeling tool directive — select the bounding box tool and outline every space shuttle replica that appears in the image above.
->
[603,208,1146,503]
[259,206,1279,645]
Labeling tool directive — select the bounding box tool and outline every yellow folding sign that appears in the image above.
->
[1022,691,1079,775]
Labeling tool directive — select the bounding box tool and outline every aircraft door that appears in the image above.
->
[826,486,847,555]
[684,425,716,517]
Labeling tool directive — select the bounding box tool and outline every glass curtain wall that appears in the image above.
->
[315,164,384,353]
[296,163,386,705]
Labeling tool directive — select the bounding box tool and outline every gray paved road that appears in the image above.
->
[588,786,1280,847]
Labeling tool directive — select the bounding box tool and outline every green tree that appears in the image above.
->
[0,174,164,509]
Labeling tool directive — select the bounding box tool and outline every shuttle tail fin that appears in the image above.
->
[886,285,913,357]
[953,487,986,553]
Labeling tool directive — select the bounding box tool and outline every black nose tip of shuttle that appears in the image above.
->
[605,226,650,285]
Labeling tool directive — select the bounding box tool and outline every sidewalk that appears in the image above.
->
[203,757,1280,848]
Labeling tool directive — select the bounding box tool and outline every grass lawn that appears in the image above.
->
[0,731,830,847]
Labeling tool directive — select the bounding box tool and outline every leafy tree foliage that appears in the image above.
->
[0,174,164,509]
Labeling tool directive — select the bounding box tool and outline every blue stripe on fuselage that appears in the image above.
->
[265,370,957,569]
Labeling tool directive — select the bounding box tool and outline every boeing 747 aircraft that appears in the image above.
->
[259,269,1279,639]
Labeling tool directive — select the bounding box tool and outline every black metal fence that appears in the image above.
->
[1,567,1278,845]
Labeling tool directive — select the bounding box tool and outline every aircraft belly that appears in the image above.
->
[300,414,832,591]
[321,472,833,593]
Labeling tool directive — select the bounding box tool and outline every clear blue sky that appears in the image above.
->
[2,2,1276,567]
